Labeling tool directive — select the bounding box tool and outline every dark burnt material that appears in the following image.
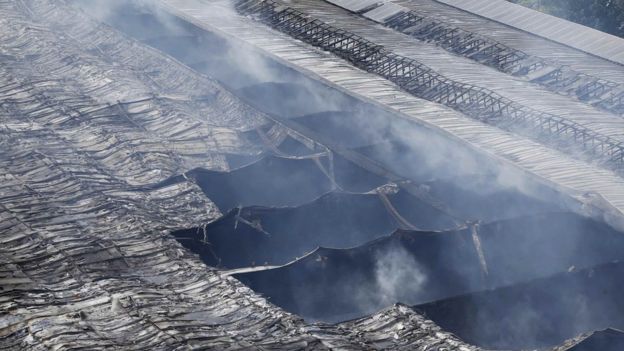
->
[236,83,344,117]
[187,156,334,211]
[235,229,482,322]
[567,329,624,351]
[415,261,624,350]
[234,212,624,322]
[172,190,458,268]
[185,152,401,211]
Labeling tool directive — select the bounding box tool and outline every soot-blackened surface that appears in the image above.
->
[414,261,624,350]
[235,229,484,322]
[188,153,398,212]
[224,153,264,169]
[331,154,387,193]
[172,190,458,268]
[568,329,624,351]
[478,212,624,286]
[187,156,334,211]
[173,210,269,268]
[234,212,624,323]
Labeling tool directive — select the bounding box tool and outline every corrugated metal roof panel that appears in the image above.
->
[326,0,381,12]
[436,0,624,66]
[163,0,624,226]
[363,2,406,23]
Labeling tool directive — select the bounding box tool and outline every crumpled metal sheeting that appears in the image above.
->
[0,68,258,184]
[0,114,319,349]
[310,304,480,350]
[0,0,268,132]
[0,1,327,349]
[554,329,624,351]
[0,1,589,350]
[58,0,269,132]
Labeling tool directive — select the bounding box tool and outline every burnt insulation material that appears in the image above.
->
[171,190,458,268]
[234,229,484,322]
[185,156,334,211]
[567,329,624,351]
[234,212,624,322]
[276,136,320,156]
[238,124,326,158]
[173,210,269,268]
[185,154,394,211]
[414,261,624,350]
[352,140,477,184]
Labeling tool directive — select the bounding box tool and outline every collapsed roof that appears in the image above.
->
[3,0,624,350]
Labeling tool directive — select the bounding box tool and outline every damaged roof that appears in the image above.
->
[3,0,624,350]
[0,0,480,349]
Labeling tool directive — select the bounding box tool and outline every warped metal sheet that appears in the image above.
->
[0,0,485,349]
[436,0,624,66]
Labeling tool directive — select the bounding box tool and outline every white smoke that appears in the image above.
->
[374,245,427,306]
[350,244,427,314]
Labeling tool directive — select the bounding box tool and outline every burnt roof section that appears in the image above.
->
[414,260,624,349]
[4,0,624,349]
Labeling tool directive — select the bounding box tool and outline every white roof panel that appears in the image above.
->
[436,0,624,66]
[363,2,406,23]
[326,0,381,12]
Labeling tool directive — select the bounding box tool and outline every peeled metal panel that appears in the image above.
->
[436,0,624,66]
[363,2,406,23]
[326,0,381,12]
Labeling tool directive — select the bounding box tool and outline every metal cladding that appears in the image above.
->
[0,0,485,349]
[3,0,624,350]
[436,0,624,66]
[163,0,624,220]
[345,1,624,117]
[236,0,624,174]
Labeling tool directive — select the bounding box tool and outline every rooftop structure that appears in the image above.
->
[2,0,624,349]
